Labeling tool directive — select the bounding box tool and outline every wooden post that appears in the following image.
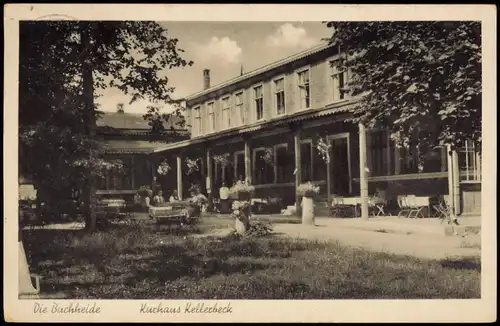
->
[447,145,455,213]
[394,146,401,175]
[177,154,183,200]
[294,129,302,216]
[358,123,369,220]
[206,147,213,211]
[452,149,461,215]
[440,147,447,172]
[244,138,252,184]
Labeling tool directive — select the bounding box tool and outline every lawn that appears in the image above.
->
[22,218,481,299]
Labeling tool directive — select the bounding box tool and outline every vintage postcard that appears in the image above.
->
[3,3,497,323]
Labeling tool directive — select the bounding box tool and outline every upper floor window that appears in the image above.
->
[274,78,286,115]
[298,69,310,110]
[193,106,202,135]
[234,92,244,126]
[207,102,215,133]
[221,97,231,129]
[330,59,347,102]
[254,85,264,121]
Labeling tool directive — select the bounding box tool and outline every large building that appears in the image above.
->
[95,104,189,202]
[152,42,481,216]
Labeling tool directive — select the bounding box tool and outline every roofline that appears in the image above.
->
[185,42,334,101]
[152,98,359,154]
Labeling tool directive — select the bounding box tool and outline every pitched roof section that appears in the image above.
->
[186,42,334,101]
[97,112,186,130]
[101,140,166,154]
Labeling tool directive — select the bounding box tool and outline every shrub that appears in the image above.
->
[246,221,274,237]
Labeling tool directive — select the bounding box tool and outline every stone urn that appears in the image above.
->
[232,200,251,235]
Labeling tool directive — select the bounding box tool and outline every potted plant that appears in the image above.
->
[297,182,320,225]
[229,182,255,235]
[157,160,171,176]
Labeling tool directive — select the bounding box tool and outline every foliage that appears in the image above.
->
[229,182,255,195]
[213,154,232,167]
[261,147,275,166]
[231,201,252,221]
[19,21,192,225]
[157,160,172,176]
[185,157,201,175]
[296,182,320,197]
[136,185,153,199]
[24,227,480,299]
[189,193,209,208]
[246,221,274,238]
[324,21,481,152]
[315,136,331,163]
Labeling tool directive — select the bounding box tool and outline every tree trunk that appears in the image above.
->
[81,23,97,232]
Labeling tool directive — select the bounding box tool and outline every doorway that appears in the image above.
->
[328,133,352,196]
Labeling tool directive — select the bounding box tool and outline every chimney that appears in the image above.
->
[203,69,211,90]
[117,103,124,113]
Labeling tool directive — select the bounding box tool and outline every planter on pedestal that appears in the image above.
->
[301,193,315,225]
[233,201,251,235]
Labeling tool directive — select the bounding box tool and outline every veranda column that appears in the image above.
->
[176,154,183,200]
[244,137,252,184]
[452,149,461,215]
[358,123,369,220]
[206,146,213,211]
[294,128,302,216]
[446,145,455,213]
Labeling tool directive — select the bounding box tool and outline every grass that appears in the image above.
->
[22,218,480,300]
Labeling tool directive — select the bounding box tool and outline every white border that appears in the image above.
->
[4,4,497,323]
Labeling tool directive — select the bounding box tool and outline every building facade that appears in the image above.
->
[152,43,482,216]
[96,105,189,202]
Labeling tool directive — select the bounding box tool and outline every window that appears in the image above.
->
[193,106,201,135]
[394,140,445,175]
[254,86,264,121]
[253,148,274,185]
[207,102,215,133]
[330,59,347,102]
[368,130,391,176]
[301,140,313,182]
[234,92,244,126]
[459,139,481,182]
[274,78,285,115]
[221,97,231,129]
[97,156,134,190]
[298,69,310,110]
[234,151,245,183]
[274,144,293,183]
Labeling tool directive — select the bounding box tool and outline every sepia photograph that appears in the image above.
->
[4,4,497,323]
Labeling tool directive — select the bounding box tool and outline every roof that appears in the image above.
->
[96,112,186,130]
[153,99,359,153]
[101,139,166,154]
[186,42,334,101]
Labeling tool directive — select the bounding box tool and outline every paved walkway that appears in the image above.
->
[272,219,481,260]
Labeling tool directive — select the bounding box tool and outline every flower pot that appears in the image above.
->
[302,196,315,225]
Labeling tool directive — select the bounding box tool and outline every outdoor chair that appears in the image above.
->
[370,190,390,217]
[438,195,454,224]
[432,196,447,222]
[406,195,426,218]
[397,195,411,218]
